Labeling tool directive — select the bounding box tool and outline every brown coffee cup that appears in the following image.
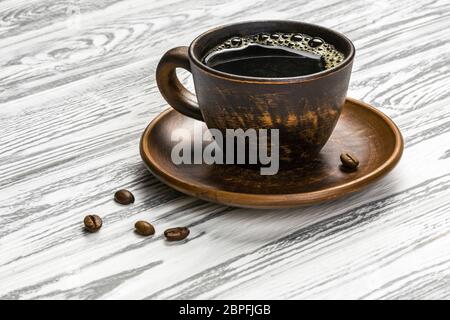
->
[156,20,355,163]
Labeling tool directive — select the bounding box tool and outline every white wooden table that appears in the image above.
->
[1,0,449,300]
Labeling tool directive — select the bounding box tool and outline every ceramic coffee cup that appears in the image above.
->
[156,20,355,163]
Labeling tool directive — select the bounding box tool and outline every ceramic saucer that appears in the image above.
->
[140,98,403,208]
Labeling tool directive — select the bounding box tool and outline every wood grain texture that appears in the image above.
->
[0,0,449,300]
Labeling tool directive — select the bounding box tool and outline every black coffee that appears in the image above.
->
[203,32,344,78]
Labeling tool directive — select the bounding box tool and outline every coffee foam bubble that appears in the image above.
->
[206,32,345,70]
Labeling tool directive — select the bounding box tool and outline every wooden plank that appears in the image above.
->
[0,0,449,299]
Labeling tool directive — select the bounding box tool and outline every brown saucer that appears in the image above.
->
[140,98,403,208]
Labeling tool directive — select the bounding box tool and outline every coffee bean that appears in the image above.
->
[135,220,155,236]
[340,152,359,170]
[164,227,190,241]
[84,215,102,232]
[114,189,135,205]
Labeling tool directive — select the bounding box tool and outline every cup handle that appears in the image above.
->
[156,46,204,121]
